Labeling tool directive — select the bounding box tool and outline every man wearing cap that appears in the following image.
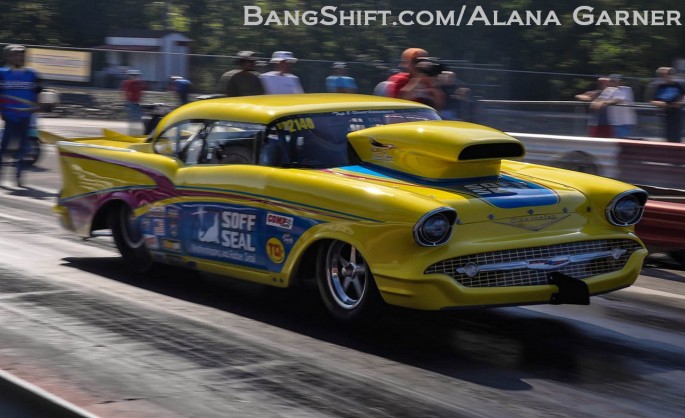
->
[218,51,264,97]
[119,69,146,134]
[168,75,192,105]
[325,62,357,93]
[260,51,304,94]
[0,44,42,187]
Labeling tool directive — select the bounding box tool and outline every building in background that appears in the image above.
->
[98,30,191,89]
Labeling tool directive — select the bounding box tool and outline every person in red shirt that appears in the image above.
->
[386,48,444,110]
[120,69,146,133]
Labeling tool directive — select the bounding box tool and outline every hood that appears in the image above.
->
[323,164,588,226]
[347,121,525,180]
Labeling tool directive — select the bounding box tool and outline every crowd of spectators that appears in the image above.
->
[116,46,684,143]
[575,68,685,142]
[5,41,683,145]
[212,48,475,123]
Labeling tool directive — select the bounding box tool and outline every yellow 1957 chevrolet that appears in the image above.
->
[49,94,648,324]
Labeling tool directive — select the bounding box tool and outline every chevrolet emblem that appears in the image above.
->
[494,213,570,231]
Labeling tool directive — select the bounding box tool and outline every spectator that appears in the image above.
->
[255,60,269,74]
[325,62,357,93]
[386,48,444,109]
[373,69,399,97]
[260,51,303,94]
[120,69,146,134]
[437,71,472,121]
[168,75,192,105]
[103,63,120,88]
[649,67,685,143]
[217,51,264,97]
[0,44,42,188]
[593,74,637,139]
[386,48,427,98]
[576,77,612,138]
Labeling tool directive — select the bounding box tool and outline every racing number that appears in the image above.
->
[276,117,315,132]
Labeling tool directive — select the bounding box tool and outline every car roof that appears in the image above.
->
[162,93,434,126]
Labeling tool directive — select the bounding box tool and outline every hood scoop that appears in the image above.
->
[348,121,525,180]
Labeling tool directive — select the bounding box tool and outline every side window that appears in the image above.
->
[205,121,262,165]
[153,121,205,158]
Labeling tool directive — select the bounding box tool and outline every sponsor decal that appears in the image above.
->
[153,218,165,235]
[370,146,393,162]
[458,176,559,209]
[266,237,286,264]
[144,235,159,250]
[161,239,181,252]
[148,206,166,216]
[282,233,295,245]
[266,212,294,230]
[169,220,179,238]
[193,206,256,250]
[187,205,258,264]
[167,207,181,219]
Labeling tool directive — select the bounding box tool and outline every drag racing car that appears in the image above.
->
[49,94,648,324]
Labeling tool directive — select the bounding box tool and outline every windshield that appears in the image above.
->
[263,108,440,168]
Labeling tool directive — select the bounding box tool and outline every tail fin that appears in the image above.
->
[38,129,147,145]
[37,130,66,144]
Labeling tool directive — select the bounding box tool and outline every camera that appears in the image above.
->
[414,57,445,77]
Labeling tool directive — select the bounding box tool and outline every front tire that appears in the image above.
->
[316,240,383,325]
[109,204,153,272]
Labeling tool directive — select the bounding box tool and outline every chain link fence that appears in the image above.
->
[33,47,681,141]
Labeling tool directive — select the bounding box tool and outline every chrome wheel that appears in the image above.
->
[325,241,368,309]
[110,204,152,271]
[119,207,145,249]
[317,240,383,324]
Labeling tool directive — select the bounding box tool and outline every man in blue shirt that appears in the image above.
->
[168,75,192,105]
[649,67,685,143]
[0,44,42,187]
[325,62,357,93]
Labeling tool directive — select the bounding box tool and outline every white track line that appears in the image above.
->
[0,368,101,418]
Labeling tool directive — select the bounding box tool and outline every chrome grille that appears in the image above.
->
[425,239,642,288]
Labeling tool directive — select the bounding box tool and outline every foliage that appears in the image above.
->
[0,0,684,98]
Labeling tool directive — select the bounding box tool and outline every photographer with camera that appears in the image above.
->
[385,48,444,110]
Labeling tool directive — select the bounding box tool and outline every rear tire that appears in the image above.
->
[109,204,153,272]
[316,240,383,325]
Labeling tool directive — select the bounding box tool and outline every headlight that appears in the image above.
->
[414,208,457,246]
[606,190,647,226]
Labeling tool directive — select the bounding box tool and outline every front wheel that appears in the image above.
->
[109,204,153,272]
[316,240,383,325]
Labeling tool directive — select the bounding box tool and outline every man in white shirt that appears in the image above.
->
[591,74,637,138]
[260,51,304,94]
